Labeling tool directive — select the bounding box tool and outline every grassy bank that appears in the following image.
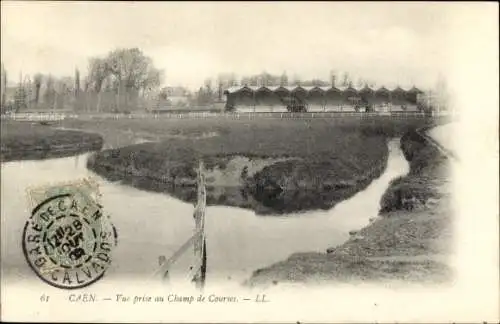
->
[1,117,444,215]
[1,120,104,162]
[247,126,453,286]
[86,118,394,214]
[54,115,441,148]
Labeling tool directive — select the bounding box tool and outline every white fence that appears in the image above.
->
[0,112,76,121]
[1,110,454,121]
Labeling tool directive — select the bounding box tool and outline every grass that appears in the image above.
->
[85,118,392,214]
[54,115,442,148]
[1,120,103,162]
[1,116,443,215]
[379,129,450,213]
[48,115,437,214]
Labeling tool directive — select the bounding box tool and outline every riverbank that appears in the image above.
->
[86,118,391,215]
[0,121,103,162]
[247,126,453,286]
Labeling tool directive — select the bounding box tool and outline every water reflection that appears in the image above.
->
[1,139,408,289]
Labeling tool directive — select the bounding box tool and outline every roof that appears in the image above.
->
[408,86,423,93]
[224,85,419,94]
[358,85,374,92]
[375,86,390,93]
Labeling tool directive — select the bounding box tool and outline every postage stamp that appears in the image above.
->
[22,178,118,289]
[1,2,498,323]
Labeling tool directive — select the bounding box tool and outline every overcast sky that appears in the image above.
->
[0,2,493,90]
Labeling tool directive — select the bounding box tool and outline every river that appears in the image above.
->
[1,139,408,291]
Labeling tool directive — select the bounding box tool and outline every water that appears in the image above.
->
[1,139,408,291]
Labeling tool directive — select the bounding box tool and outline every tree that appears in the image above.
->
[204,78,213,95]
[330,70,337,87]
[304,79,329,86]
[241,76,250,86]
[14,86,27,112]
[248,76,258,87]
[33,73,43,107]
[83,76,90,92]
[43,75,56,110]
[88,58,108,93]
[341,72,350,87]
[280,72,288,86]
[103,48,163,111]
[217,73,237,100]
[86,58,108,111]
[196,86,212,106]
[1,64,7,109]
[259,71,272,86]
[55,77,74,110]
[291,75,301,86]
[74,68,80,98]
[434,74,449,113]
[14,73,29,112]
[218,73,237,89]
[141,67,162,96]
[87,49,162,112]
[24,76,33,110]
[216,78,223,101]
[357,78,364,88]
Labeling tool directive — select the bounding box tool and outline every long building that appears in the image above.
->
[224,85,423,112]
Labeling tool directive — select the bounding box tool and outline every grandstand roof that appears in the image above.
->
[391,86,406,93]
[408,86,423,93]
[224,85,419,94]
[358,85,374,93]
[375,86,390,93]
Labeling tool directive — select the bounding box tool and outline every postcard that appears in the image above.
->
[1,2,498,323]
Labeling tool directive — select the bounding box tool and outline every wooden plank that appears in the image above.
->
[192,161,207,289]
[151,230,200,280]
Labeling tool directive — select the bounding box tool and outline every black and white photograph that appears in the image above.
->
[1,2,498,323]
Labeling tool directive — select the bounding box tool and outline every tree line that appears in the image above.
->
[1,48,164,113]
[195,71,377,107]
[1,47,383,113]
[213,71,377,89]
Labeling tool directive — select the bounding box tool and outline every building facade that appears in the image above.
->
[224,85,424,112]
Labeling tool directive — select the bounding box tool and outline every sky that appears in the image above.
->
[0,2,488,91]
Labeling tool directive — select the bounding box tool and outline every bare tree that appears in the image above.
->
[33,73,43,108]
[291,75,301,86]
[104,48,163,112]
[280,71,288,86]
[1,64,7,110]
[248,76,258,87]
[330,70,337,87]
[217,73,237,92]
[74,68,80,98]
[240,76,250,86]
[356,78,364,88]
[341,72,350,87]
[43,75,56,110]
[87,58,108,112]
[260,71,272,86]
[204,78,213,94]
[57,77,74,110]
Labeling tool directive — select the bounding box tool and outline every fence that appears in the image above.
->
[2,110,455,122]
[152,161,207,289]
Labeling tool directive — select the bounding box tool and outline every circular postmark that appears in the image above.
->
[22,191,117,289]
